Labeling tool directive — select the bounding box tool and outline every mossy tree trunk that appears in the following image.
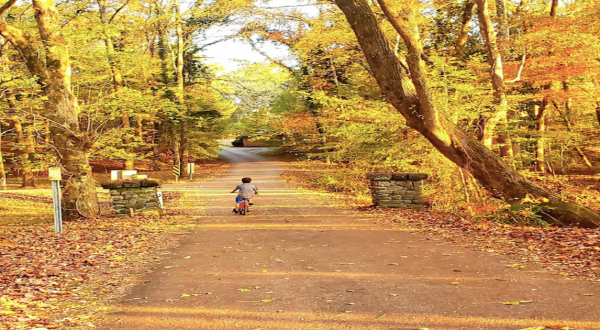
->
[0,0,99,219]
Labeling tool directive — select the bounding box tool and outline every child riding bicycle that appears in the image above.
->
[231,177,258,214]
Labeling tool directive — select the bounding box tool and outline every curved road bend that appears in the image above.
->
[99,146,600,330]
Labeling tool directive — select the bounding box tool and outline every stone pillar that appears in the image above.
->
[367,172,427,209]
[101,179,162,217]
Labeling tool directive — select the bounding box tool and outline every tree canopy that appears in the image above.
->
[0,0,599,226]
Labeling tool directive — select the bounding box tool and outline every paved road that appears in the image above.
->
[99,147,600,330]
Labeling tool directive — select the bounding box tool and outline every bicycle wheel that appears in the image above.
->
[239,202,247,215]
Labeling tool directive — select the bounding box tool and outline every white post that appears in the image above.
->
[157,191,164,209]
[187,162,195,181]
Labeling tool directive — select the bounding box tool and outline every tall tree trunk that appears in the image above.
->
[151,121,162,171]
[158,30,171,99]
[535,81,559,173]
[376,0,449,143]
[36,0,98,219]
[495,0,515,158]
[476,0,512,158]
[179,119,189,166]
[0,0,99,219]
[0,123,6,189]
[120,114,134,170]
[495,0,510,52]
[560,82,591,167]
[535,104,547,173]
[454,1,475,58]
[175,0,184,106]
[12,116,35,187]
[25,123,37,185]
[174,0,188,167]
[156,17,180,166]
[334,0,600,228]
[136,117,143,140]
[7,92,35,187]
[98,0,134,170]
[550,0,558,17]
[171,124,181,167]
[550,97,593,168]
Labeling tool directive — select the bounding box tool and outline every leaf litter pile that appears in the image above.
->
[0,163,229,329]
[0,191,192,330]
[366,208,600,281]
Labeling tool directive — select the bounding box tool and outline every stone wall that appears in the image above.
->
[101,179,161,217]
[367,172,427,209]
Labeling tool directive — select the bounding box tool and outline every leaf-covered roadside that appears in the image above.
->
[374,209,600,281]
[0,192,188,330]
[282,163,600,281]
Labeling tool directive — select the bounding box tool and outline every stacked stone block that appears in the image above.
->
[367,172,427,209]
[101,179,161,217]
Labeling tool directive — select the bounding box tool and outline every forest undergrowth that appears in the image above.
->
[282,160,600,282]
[0,163,229,329]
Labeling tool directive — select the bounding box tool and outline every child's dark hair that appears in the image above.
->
[242,177,252,183]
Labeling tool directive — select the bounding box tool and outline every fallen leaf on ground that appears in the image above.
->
[507,263,526,269]
[501,301,521,305]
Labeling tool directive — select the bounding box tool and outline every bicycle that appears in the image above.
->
[238,198,250,215]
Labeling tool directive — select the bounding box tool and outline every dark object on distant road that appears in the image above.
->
[231,132,285,147]
[231,138,244,147]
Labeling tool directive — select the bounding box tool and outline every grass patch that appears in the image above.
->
[282,161,372,206]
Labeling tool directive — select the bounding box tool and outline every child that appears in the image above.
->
[231,177,258,213]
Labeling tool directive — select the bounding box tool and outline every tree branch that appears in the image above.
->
[0,21,46,78]
[505,53,527,83]
[244,36,296,73]
[376,0,449,145]
[109,0,131,24]
[0,0,17,16]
